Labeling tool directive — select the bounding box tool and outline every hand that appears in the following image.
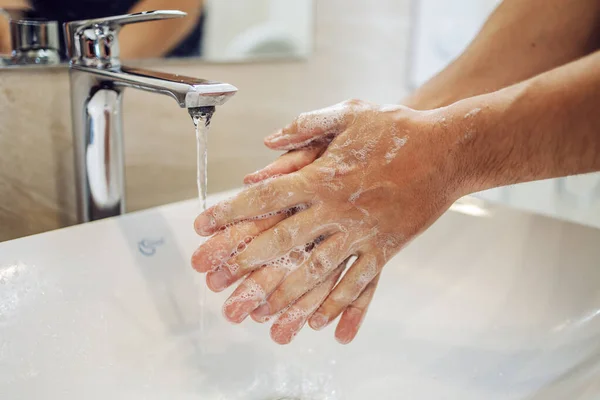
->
[192,99,467,344]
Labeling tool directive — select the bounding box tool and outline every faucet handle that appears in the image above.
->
[64,10,186,68]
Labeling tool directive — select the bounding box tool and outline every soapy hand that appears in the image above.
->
[192,99,466,344]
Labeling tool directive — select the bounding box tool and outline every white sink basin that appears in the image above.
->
[1,191,600,399]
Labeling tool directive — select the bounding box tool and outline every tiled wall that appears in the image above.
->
[0,0,412,241]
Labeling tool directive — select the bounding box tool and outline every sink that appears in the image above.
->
[1,190,600,399]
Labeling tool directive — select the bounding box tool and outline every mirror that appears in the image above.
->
[0,0,314,67]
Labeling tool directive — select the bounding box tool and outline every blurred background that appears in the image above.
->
[0,0,599,241]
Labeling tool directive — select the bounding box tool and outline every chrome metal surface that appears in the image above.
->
[64,10,185,69]
[74,65,237,107]
[0,9,61,66]
[1,1,315,68]
[66,11,237,222]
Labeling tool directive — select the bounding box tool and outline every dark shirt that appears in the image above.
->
[27,0,204,59]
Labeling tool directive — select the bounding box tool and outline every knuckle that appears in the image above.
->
[293,112,310,129]
[308,252,334,279]
[253,183,277,208]
[272,226,294,250]
[328,290,352,309]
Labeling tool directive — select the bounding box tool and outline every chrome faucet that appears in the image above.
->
[64,10,237,222]
[0,9,61,67]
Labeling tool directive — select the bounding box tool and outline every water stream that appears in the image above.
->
[189,106,215,354]
[189,106,215,211]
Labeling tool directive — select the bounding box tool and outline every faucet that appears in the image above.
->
[0,9,61,67]
[63,10,237,222]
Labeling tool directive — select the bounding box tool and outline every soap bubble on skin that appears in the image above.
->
[348,188,363,204]
[317,166,336,181]
[378,104,406,113]
[274,305,309,326]
[197,99,453,344]
[352,136,379,163]
[456,108,482,145]
[270,99,370,151]
[221,240,318,323]
[356,257,378,288]
[464,107,482,119]
[223,278,266,320]
[385,135,408,164]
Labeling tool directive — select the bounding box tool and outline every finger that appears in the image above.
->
[270,264,345,345]
[206,208,335,292]
[222,244,315,323]
[308,254,382,330]
[221,267,283,323]
[191,213,286,273]
[263,101,358,151]
[194,174,310,236]
[335,274,381,345]
[243,146,324,185]
[251,232,352,320]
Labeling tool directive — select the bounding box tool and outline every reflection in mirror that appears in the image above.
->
[0,0,314,66]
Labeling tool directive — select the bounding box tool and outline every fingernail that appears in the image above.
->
[190,248,205,272]
[310,313,329,330]
[335,328,353,345]
[253,303,271,318]
[194,214,215,236]
[207,269,231,292]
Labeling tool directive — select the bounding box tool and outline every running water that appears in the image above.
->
[188,106,215,353]
[189,106,215,210]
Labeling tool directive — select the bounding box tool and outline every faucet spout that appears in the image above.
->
[65,10,237,222]
[72,65,238,108]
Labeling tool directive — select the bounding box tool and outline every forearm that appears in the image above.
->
[443,50,600,194]
[405,0,600,110]
[119,0,203,59]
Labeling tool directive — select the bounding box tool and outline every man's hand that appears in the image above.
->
[192,48,600,345]
[192,100,467,344]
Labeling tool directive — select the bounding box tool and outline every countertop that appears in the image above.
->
[1,191,600,399]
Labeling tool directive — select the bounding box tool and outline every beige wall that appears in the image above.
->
[0,0,411,242]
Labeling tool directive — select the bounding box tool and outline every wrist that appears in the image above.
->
[434,83,527,196]
[414,98,501,199]
[386,106,476,204]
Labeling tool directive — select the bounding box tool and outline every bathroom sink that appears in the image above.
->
[1,190,600,399]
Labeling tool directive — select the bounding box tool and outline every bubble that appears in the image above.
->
[288,203,309,216]
[348,189,362,204]
[320,181,344,192]
[384,135,408,163]
[223,278,266,316]
[464,107,482,119]
[357,257,378,287]
[261,235,324,276]
[276,306,309,325]
[350,137,378,162]
[378,104,405,113]
[317,166,336,181]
